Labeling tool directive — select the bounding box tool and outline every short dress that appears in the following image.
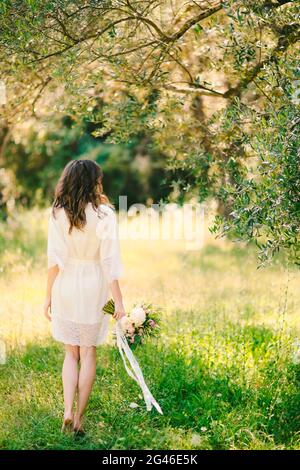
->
[47,203,124,347]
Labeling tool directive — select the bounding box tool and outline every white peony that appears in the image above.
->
[130,306,146,327]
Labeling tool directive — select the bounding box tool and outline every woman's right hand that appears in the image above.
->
[43,296,52,321]
[113,302,126,321]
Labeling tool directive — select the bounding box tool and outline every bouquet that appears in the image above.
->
[103,299,161,348]
[101,298,163,414]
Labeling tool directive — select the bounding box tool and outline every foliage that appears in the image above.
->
[1,115,175,212]
[212,71,300,264]
[0,0,299,262]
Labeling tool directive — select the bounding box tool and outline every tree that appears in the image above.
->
[212,59,300,264]
[0,0,299,261]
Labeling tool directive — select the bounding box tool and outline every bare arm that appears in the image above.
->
[44,265,59,321]
[109,279,126,321]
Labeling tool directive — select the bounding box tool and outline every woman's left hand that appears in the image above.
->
[43,296,52,321]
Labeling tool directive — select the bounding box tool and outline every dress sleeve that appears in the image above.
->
[96,209,124,283]
[47,211,67,270]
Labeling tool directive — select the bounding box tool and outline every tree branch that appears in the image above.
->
[224,24,300,99]
[169,1,222,42]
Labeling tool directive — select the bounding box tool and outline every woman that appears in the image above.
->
[43,159,126,434]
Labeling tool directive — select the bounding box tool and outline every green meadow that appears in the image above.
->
[0,209,299,450]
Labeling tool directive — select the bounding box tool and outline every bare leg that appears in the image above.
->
[62,345,79,422]
[74,346,97,430]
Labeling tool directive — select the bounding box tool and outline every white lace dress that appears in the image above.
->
[47,203,124,347]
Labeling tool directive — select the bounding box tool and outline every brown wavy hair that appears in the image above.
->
[52,159,113,233]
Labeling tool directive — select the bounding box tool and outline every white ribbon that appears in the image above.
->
[115,321,163,415]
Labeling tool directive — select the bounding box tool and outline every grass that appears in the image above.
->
[0,208,300,450]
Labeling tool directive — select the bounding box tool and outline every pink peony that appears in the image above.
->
[120,316,135,334]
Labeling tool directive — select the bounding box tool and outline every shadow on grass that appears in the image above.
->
[0,323,299,450]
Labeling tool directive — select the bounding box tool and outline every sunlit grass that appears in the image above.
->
[0,208,299,449]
